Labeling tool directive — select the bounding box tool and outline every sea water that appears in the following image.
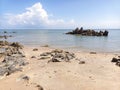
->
[0,29,120,53]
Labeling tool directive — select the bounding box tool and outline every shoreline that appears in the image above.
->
[23,44,120,54]
[0,42,120,90]
[0,40,120,90]
[1,29,120,53]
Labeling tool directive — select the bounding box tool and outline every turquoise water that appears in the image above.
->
[0,29,120,53]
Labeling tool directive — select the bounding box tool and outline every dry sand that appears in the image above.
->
[0,46,120,90]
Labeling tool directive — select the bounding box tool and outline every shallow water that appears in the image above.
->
[0,29,120,53]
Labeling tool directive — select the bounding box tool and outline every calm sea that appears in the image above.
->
[0,29,120,53]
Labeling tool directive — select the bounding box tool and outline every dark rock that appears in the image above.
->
[40,53,49,56]
[51,49,63,53]
[118,56,120,58]
[90,52,97,54]
[36,85,44,90]
[10,42,23,49]
[4,31,7,33]
[111,58,118,62]
[50,57,61,62]
[116,61,120,66]
[79,61,85,64]
[103,30,109,36]
[111,57,120,67]
[12,32,16,33]
[41,45,49,47]
[66,27,109,36]
[31,56,36,58]
[80,27,83,31]
[22,75,30,81]
[33,48,38,51]
[39,56,50,60]
[18,75,30,82]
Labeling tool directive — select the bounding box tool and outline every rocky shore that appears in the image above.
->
[0,31,120,90]
[0,41,120,90]
[0,41,28,76]
[66,27,109,36]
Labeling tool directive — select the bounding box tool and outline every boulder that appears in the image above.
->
[103,30,109,36]
[111,57,120,67]
[33,48,38,51]
[111,58,118,62]
[79,61,85,64]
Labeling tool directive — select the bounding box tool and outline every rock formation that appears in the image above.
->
[66,27,109,36]
[0,41,28,76]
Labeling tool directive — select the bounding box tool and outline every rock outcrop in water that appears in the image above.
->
[66,27,109,36]
[0,31,16,39]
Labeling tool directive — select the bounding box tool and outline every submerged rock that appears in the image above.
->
[4,31,7,33]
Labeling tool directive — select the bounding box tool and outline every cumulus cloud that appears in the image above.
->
[1,2,76,28]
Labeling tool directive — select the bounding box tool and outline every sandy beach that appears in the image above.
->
[0,45,120,90]
[1,0,120,89]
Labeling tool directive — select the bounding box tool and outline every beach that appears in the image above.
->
[1,0,120,89]
[0,44,120,90]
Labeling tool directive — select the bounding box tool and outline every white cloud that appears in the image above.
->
[1,2,119,29]
[1,2,76,28]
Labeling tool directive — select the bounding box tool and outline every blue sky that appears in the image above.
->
[0,0,120,29]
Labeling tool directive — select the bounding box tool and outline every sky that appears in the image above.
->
[0,0,120,29]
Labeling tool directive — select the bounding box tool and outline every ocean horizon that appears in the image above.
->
[0,29,120,53]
